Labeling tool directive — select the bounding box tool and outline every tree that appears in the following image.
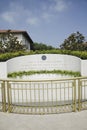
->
[0,30,25,53]
[33,42,55,51]
[60,31,85,51]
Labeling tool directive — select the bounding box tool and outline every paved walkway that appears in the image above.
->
[0,111,87,130]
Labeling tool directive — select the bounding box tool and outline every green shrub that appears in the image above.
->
[8,70,81,78]
[1,49,87,61]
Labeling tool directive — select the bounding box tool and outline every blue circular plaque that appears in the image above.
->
[42,55,47,60]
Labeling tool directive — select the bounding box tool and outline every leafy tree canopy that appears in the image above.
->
[33,42,55,51]
[0,30,25,53]
[60,31,87,51]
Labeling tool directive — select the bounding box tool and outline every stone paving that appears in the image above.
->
[0,110,87,130]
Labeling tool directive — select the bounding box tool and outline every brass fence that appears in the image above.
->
[78,78,87,111]
[0,77,87,114]
[0,81,6,112]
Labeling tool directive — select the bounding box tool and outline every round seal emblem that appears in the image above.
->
[41,55,47,60]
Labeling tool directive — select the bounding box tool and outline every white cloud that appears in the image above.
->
[0,0,71,26]
[49,0,68,12]
[1,12,16,24]
[54,0,67,12]
[41,0,70,22]
[26,17,40,25]
[0,1,41,26]
[42,12,52,21]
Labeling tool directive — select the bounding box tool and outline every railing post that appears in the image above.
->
[2,81,6,112]
[7,81,12,113]
[73,79,76,112]
[78,79,81,111]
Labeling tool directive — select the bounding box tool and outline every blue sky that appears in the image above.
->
[0,0,87,47]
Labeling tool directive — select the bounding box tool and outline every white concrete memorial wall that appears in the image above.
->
[0,62,7,78]
[0,54,87,78]
[7,54,81,73]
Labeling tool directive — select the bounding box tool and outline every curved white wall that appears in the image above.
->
[1,54,87,78]
[7,54,81,73]
[0,62,7,78]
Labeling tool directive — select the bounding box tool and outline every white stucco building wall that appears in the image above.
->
[14,34,30,50]
[0,30,32,50]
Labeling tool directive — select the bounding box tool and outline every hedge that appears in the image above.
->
[0,49,87,61]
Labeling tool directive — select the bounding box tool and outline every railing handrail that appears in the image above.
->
[0,76,87,82]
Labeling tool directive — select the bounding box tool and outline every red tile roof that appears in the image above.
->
[0,30,26,33]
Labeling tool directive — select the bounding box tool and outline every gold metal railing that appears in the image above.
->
[0,81,6,112]
[78,78,87,111]
[7,79,76,114]
[0,77,87,114]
